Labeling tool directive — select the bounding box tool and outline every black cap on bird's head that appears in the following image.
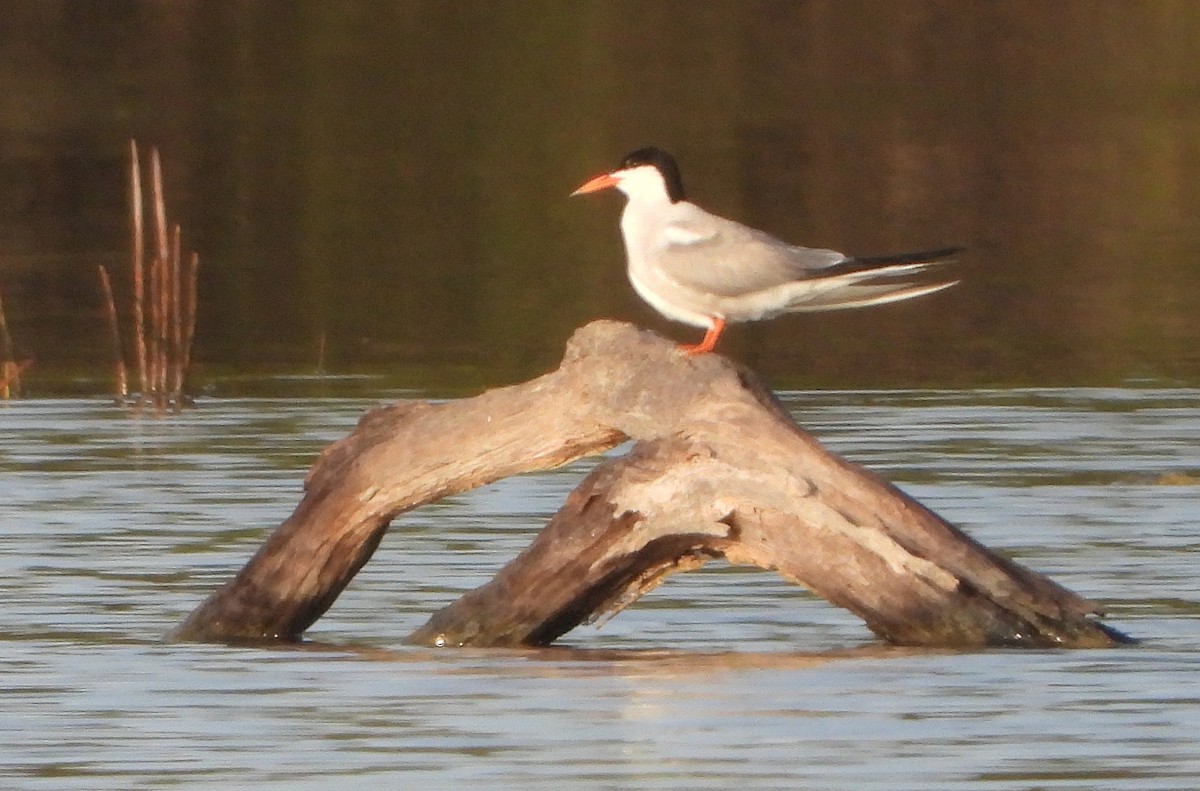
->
[619,147,686,203]
[571,145,687,203]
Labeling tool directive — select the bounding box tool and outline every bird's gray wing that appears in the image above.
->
[652,208,848,298]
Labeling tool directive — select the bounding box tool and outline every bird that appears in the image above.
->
[571,146,960,354]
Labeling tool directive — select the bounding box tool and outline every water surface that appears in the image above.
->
[2,389,1197,789]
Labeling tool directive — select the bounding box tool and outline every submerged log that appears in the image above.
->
[174,320,1128,648]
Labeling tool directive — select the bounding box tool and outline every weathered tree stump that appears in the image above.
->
[174,320,1129,649]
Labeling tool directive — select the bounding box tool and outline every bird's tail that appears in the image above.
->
[785,247,962,313]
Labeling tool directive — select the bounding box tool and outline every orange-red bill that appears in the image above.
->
[570,172,619,196]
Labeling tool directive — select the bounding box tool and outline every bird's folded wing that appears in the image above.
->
[654,211,849,298]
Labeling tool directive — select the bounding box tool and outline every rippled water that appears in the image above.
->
[2,389,1198,789]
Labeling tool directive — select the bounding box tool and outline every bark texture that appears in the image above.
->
[175,320,1128,649]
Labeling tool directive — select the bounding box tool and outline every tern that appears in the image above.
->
[571,147,960,354]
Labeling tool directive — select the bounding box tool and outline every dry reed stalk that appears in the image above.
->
[147,239,161,405]
[118,140,200,411]
[97,265,128,400]
[156,241,169,401]
[170,224,183,401]
[0,360,33,399]
[181,251,199,392]
[0,284,13,362]
[0,285,20,398]
[129,140,148,398]
[151,148,169,265]
[152,150,167,405]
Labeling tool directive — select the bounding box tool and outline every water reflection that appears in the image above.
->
[2,3,1199,391]
[295,639,948,676]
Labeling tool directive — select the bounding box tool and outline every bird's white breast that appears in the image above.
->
[618,198,718,330]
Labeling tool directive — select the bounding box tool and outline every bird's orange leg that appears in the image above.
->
[680,317,726,355]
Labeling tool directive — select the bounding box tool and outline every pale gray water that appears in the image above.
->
[1,389,1198,790]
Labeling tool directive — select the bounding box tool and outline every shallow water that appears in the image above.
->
[2,389,1198,789]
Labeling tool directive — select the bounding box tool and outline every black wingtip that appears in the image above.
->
[853,247,964,267]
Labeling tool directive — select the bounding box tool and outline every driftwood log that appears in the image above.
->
[174,320,1128,649]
